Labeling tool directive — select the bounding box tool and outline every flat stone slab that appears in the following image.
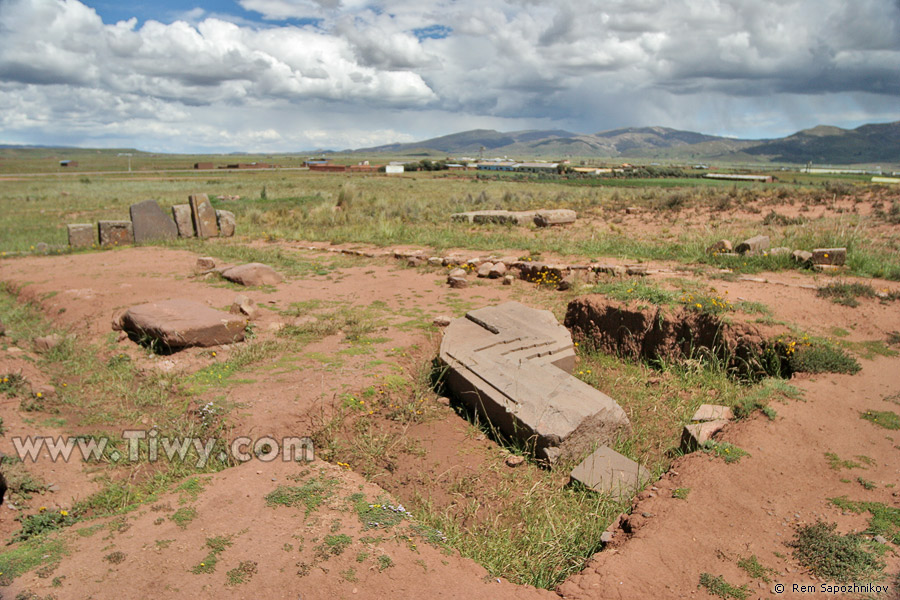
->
[811,247,846,266]
[98,221,133,246]
[439,301,631,463]
[130,199,178,243]
[120,299,246,349]
[451,210,536,225]
[190,193,219,238]
[691,404,734,422]
[681,419,728,453]
[220,263,282,286]
[533,209,576,227]
[67,224,95,248]
[570,445,650,499]
[735,235,770,255]
[172,204,195,237]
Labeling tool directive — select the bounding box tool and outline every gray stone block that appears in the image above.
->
[533,209,576,227]
[439,301,631,463]
[570,446,650,499]
[735,235,770,255]
[216,209,236,237]
[67,224,96,248]
[811,247,846,266]
[189,193,218,238]
[172,204,195,237]
[130,199,178,243]
[98,221,133,246]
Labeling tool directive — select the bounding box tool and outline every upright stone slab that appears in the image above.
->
[67,224,96,248]
[172,204,195,237]
[439,301,631,463]
[216,210,236,237]
[120,299,245,349]
[189,194,218,238]
[570,446,650,499]
[130,199,178,243]
[98,221,133,246]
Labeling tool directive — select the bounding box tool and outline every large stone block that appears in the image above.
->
[98,221,133,246]
[735,235,770,255]
[130,199,178,243]
[533,209,576,227]
[67,224,96,248]
[172,204,195,237]
[451,210,536,225]
[120,299,246,349]
[189,193,218,238]
[439,301,631,463]
[811,247,846,266]
[220,263,282,286]
[216,210,236,237]
[570,446,650,499]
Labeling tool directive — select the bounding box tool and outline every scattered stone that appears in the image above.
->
[437,396,451,406]
[428,257,443,267]
[624,206,641,215]
[505,455,526,468]
[129,199,178,243]
[875,535,888,544]
[533,209,577,227]
[33,334,63,353]
[433,315,452,327]
[452,210,537,225]
[600,531,614,544]
[171,204,195,237]
[570,446,650,499]
[120,299,246,349]
[735,235,770,255]
[448,268,466,278]
[189,193,219,238]
[439,302,631,463]
[216,210,236,237]
[813,264,845,273]
[407,256,425,267]
[195,257,216,271]
[557,273,576,291]
[230,295,259,319]
[67,224,96,248]
[691,404,734,422]
[47,483,60,493]
[220,263,283,287]
[680,419,728,453]
[502,275,514,286]
[476,262,494,278]
[626,265,648,276]
[447,276,468,289]
[488,262,507,279]
[98,220,134,246]
[706,239,732,254]
[811,247,846,266]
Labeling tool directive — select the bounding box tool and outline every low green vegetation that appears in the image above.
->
[698,572,749,599]
[0,536,67,586]
[701,441,749,464]
[790,521,885,583]
[829,497,900,545]
[191,535,234,574]
[226,560,258,586]
[264,477,338,515]
[737,554,776,583]
[860,410,900,430]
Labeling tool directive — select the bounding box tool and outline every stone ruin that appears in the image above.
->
[439,301,648,497]
[451,209,576,227]
[67,194,236,248]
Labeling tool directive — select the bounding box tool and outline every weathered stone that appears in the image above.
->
[503,275,514,286]
[691,404,734,422]
[439,302,631,463]
[813,264,845,272]
[476,262,494,278]
[505,455,526,468]
[706,239,732,255]
[735,235,770,255]
[600,531,614,544]
[120,299,246,349]
[570,445,650,499]
[230,295,259,319]
[428,257,443,267]
[196,257,216,271]
[533,209,576,227]
[67,224,96,248]
[407,256,425,267]
[433,315,452,327]
[34,334,63,353]
[220,263,282,286]
[448,268,467,278]
[626,265,648,276]
[129,199,178,243]
[451,210,537,225]
[98,221,133,246]
[811,247,846,266]
[624,206,641,215]
[447,275,468,289]
[557,273,576,291]
[189,193,218,238]
[680,419,728,453]
[172,204,195,237]
[216,210,236,237]
[488,262,507,279]
[792,250,813,264]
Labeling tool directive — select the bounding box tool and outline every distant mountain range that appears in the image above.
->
[355,121,900,164]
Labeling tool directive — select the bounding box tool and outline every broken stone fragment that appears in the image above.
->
[502,275,514,286]
[67,224,96,248]
[216,210,236,237]
[33,334,63,353]
[811,247,846,266]
[448,268,466,278]
[476,262,494,278]
[488,262,507,279]
[447,276,468,289]
[691,404,734,422]
[792,250,813,264]
[706,239,732,254]
[171,204,195,237]
[98,221,134,246]
[189,194,218,238]
[230,295,259,319]
[569,445,650,499]
[220,263,282,286]
[735,235,770,255]
[432,315,452,327]
[680,419,728,453]
[195,257,216,271]
[533,209,577,227]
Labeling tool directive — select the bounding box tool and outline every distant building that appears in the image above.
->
[194,162,214,170]
[704,173,774,183]
[516,162,559,174]
[59,160,78,167]
[477,162,518,171]
[385,164,404,174]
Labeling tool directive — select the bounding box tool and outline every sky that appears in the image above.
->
[0,0,899,153]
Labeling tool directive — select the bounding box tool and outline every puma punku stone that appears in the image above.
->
[120,299,246,349]
[439,301,631,463]
[67,224,95,248]
[680,419,728,453]
[220,263,282,286]
[735,235,770,255]
[811,247,846,266]
[130,199,178,243]
[691,404,734,422]
[450,210,536,225]
[570,445,650,499]
[98,221,133,246]
[216,209,236,237]
[172,204,195,237]
[189,193,218,238]
[533,208,576,227]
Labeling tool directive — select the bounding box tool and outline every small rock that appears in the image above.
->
[407,256,425,268]
[437,396,451,406]
[875,535,888,544]
[813,264,844,272]
[505,455,526,468]
[448,268,466,278]
[769,246,791,256]
[31,384,56,399]
[220,263,282,286]
[215,209,236,237]
[533,209,577,227]
[476,262,494,278]
[196,256,216,271]
[230,295,259,319]
[600,531,614,543]
[691,404,734,422]
[34,334,63,353]
[447,276,468,289]
[792,249,813,264]
[433,315,452,327]
[557,273,575,291]
[502,275,514,286]
[680,419,728,453]
[706,239,732,254]
[488,262,507,279]
[625,265,648,276]
[428,257,443,267]
[641,512,654,518]
[47,484,60,493]
[624,206,640,215]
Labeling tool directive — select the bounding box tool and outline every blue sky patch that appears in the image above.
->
[413,24,452,40]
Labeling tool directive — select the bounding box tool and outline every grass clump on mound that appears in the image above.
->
[790,521,885,583]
